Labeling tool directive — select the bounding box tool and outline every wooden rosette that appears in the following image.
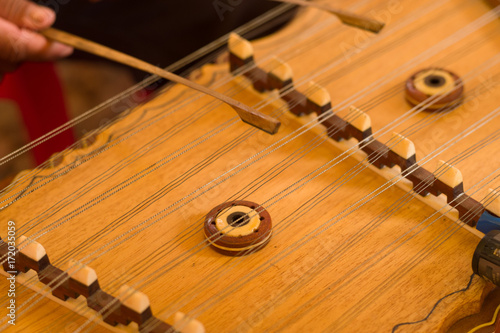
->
[404,68,464,111]
[204,200,272,256]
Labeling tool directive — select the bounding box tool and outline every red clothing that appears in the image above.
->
[0,62,74,164]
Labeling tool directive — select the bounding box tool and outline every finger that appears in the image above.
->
[0,0,55,30]
[0,17,73,63]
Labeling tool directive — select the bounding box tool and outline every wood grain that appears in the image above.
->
[1,0,499,332]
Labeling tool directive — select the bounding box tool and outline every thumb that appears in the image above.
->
[0,0,55,30]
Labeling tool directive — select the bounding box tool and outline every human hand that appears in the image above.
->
[0,0,73,77]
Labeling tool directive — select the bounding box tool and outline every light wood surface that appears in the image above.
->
[1,0,500,332]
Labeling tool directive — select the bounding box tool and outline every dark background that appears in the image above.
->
[40,0,292,74]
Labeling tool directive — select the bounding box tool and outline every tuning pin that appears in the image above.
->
[349,105,372,133]
[118,285,151,315]
[390,133,416,160]
[486,188,500,217]
[435,160,463,188]
[174,312,206,333]
[17,236,46,262]
[268,57,293,86]
[228,33,254,59]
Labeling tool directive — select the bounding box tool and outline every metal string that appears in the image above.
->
[151,100,500,333]
[325,181,500,332]
[10,10,496,326]
[3,0,496,328]
[88,56,498,330]
[2,0,442,268]
[0,0,386,308]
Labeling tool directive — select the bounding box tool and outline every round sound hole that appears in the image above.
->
[227,212,250,227]
[424,74,445,88]
[204,200,273,256]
